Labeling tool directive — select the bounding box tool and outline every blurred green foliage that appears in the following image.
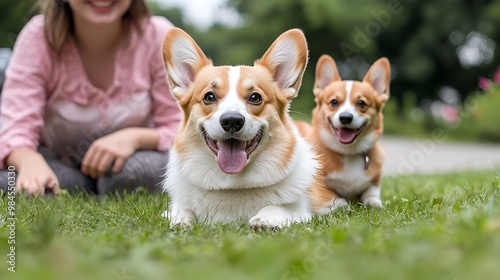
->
[184,0,500,116]
[383,92,432,138]
[448,85,500,142]
[382,84,500,142]
[0,0,38,48]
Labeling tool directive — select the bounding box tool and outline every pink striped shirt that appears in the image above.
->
[0,15,181,168]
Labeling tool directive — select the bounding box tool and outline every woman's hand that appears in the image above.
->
[81,128,137,179]
[7,148,60,195]
[81,128,159,179]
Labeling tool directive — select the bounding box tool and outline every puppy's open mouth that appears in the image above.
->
[328,118,366,144]
[203,129,263,174]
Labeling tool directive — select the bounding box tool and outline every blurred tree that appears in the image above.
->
[0,0,38,48]
[192,0,500,115]
[148,1,195,34]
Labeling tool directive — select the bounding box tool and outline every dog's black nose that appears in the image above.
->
[339,113,353,125]
[220,113,245,132]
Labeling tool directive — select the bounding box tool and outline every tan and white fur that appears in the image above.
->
[161,28,320,228]
[296,55,391,215]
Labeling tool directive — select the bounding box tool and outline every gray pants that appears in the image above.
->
[0,151,168,195]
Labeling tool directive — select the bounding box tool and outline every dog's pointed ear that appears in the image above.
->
[162,28,212,100]
[255,29,309,100]
[314,55,341,96]
[363,57,391,102]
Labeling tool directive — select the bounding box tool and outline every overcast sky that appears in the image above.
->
[152,0,242,30]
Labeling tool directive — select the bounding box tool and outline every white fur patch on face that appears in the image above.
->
[345,80,353,94]
[331,81,367,129]
[333,81,354,127]
[201,67,263,141]
[202,67,245,139]
[218,67,247,115]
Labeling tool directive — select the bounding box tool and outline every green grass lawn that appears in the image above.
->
[1,170,500,280]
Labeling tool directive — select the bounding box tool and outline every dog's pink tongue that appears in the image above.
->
[337,128,357,143]
[217,139,247,174]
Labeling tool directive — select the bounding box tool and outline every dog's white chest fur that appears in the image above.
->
[164,136,317,225]
[324,155,371,199]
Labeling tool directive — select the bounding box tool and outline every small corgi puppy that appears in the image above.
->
[297,55,391,214]
[161,28,320,228]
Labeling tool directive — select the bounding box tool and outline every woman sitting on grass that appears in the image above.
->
[0,0,180,195]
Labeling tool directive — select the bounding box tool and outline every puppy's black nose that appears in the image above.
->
[339,113,353,125]
[220,113,245,132]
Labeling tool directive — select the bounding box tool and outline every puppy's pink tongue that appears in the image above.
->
[337,128,357,143]
[217,139,247,174]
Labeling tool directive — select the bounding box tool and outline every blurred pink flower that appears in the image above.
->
[442,105,459,123]
[478,77,491,91]
[494,66,500,84]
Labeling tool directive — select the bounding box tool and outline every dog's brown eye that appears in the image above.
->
[357,100,366,108]
[330,99,338,106]
[248,92,262,105]
[203,92,217,104]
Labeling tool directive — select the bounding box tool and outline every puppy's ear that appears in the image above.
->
[162,28,212,100]
[314,55,341,96]
[255,29,309,100]
[363,57,391,103]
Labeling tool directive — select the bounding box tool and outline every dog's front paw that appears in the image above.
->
[249,205,294,230]
[316,198,350,215]
[360,186,382,208]
[362,197,382,208]
[331,198,349,209]
[162,209,195,227]
[249,213,289,230]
